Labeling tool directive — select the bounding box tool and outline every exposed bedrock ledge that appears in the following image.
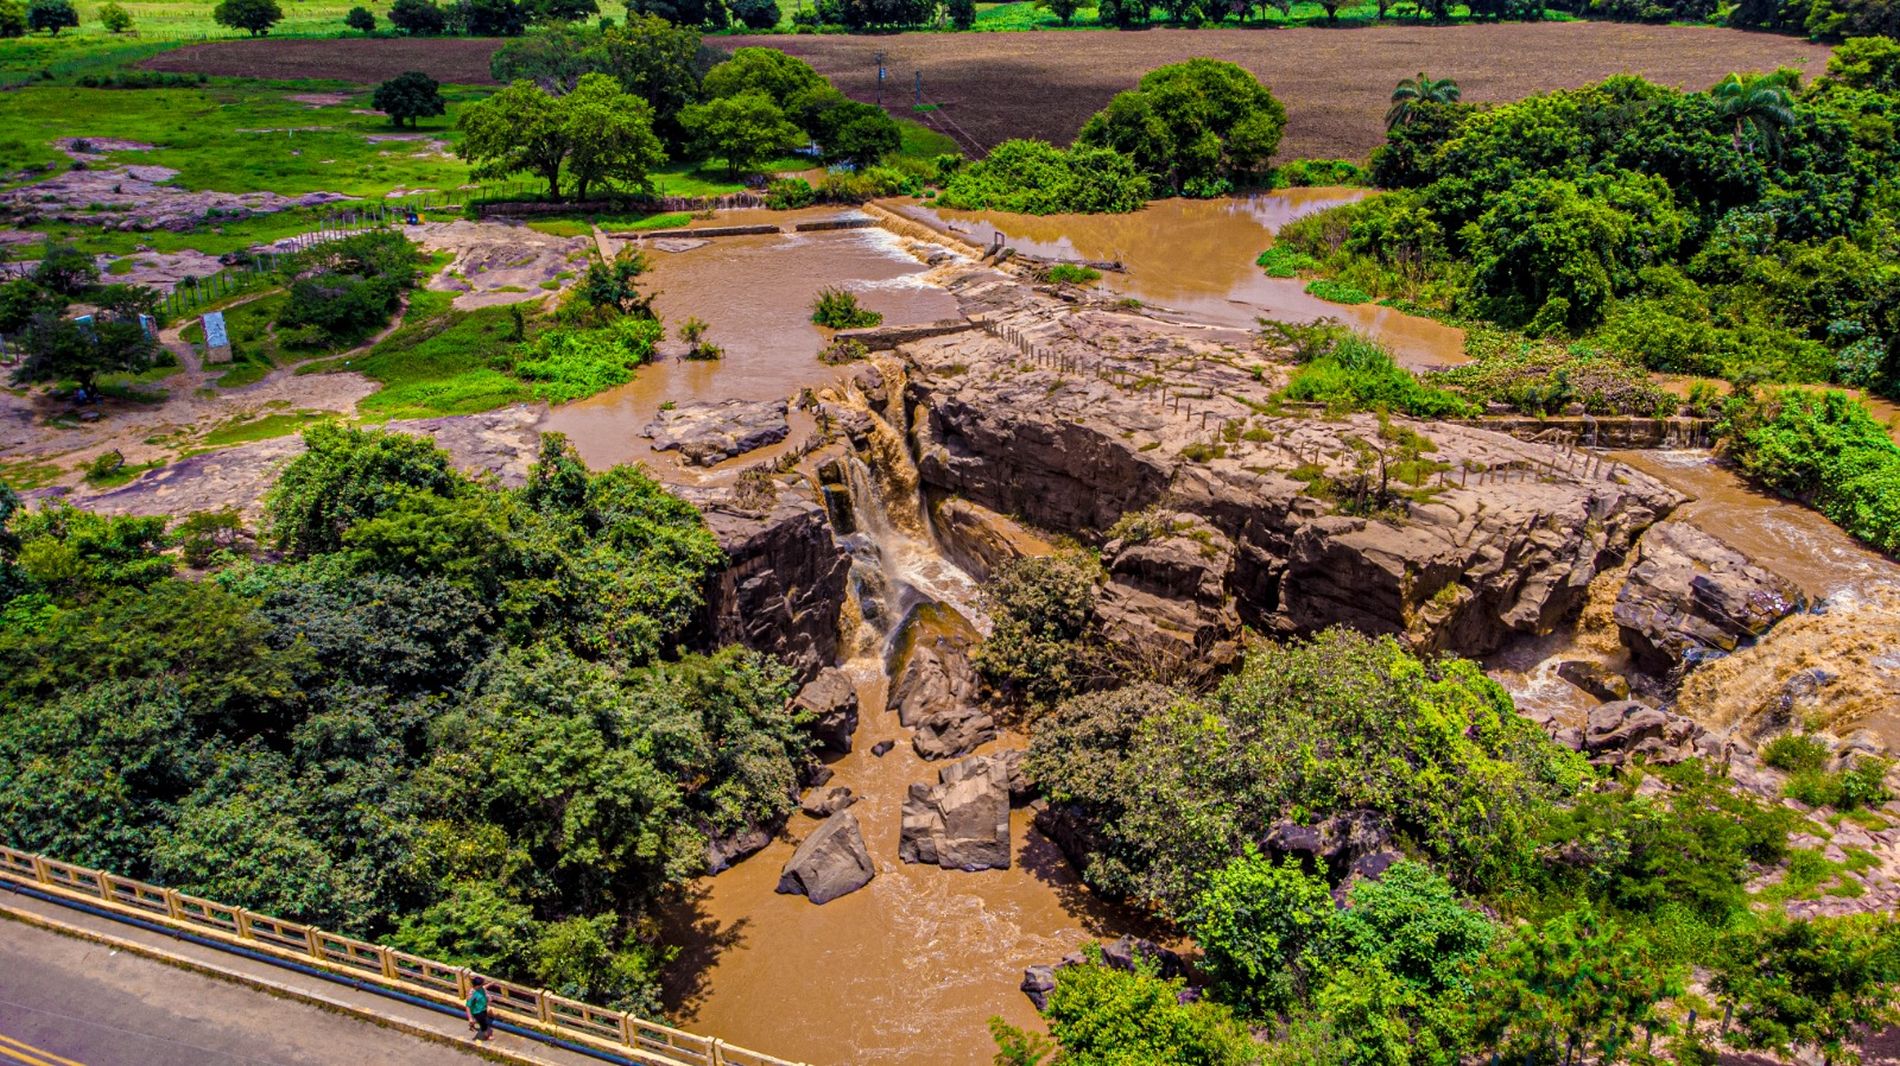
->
[897,299,1683,657]
[686,477,850,684]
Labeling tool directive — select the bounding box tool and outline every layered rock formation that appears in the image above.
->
[886,603,995,759]
[898,275,1683,657]
[642,398,791,466]
[1612,522,1806,677]
[792,667,859,754]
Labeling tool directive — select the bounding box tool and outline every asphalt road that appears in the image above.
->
[0,919,484,1066]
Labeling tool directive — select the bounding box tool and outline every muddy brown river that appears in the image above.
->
[899,191,1470,371]
[539,213,961,478]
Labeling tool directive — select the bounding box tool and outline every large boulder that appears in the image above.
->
[775,810,876,904]
[1261,809,1391,880]
[899,754,1012,871]
[642,398,790,466]
[800,786,858,818]
[886,603,981,727]
[706,821,775,875]
[887,603,996,759]
[793,667,860,754]
[931,496,1054,581]
[1582,699,1702,767]
[1613,522,1805,678]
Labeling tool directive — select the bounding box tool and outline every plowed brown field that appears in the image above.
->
[146,23,1832,162]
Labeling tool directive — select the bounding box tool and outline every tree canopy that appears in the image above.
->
[1076,58,1287,198]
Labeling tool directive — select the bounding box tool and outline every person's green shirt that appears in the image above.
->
[467,988,489,1013]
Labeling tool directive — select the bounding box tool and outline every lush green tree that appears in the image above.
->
[1189,848,1335,1016]
[389,0,448,34]
[1035,0,1083,22]
[729,0,780,25]
[532,0,599,19]
[1721,388,1900,553]
[946,0,976,25]
[345,4,376,30]
[1315,862,1494,996]
[812,99,901,170]
[1713,915,1900,1066]
[7,503,171,604]
[0,0,27,36]
[0,278,66,334]
[681,90,801,178]
[212,0,283,35]
[458,0,528,35]
[265,423,462,556]
[559,72,666,200]
[1096,0,1148,24]
[572,249,656,319]
[98,1,132,31]
[631,0,726,24]
[1077,59,1286,197]
[25,0,76,34]
[1385,73,1460,131]
[372,71,446,128]
[11,303,162,397]
[458,79,572,197]
[703,46,827,110]
[996,951,1263,1066]
[1470,908,1674,1063]
[1824,35,1900,92]
[33,242,99,296]
[1030,629,1586,912]
[1712,71,1796,157]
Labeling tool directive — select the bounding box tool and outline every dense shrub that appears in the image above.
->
[974,551,1102,706]
[1278,327,1477,418]
[507,317,663,403]
[1430,328,1678,416]
[810,287,880,329]
[937,140,1150,215]
[275,231,422,346]
[1720,388,1900,553]
[1028,629,1586,913]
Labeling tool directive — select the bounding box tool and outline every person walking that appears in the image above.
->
[465,976,494,1042]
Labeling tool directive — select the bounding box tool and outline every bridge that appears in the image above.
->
[0,846,808,1066]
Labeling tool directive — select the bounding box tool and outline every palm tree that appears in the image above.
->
[1386,73,1461,131]
[1711,72,1796,158]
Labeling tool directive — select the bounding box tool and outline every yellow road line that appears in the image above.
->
[0,1033,84,1066]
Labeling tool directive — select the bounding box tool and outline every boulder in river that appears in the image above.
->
[800,786,858,818]
[793,667,859,754]
[899,754,1011,871]
[887,602,996,759]
[776,810,875,904]
[642,398,790,466]
[1613,522,1805,678]
[1557,659,1631,702]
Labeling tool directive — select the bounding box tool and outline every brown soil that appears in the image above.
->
[730,22,1832,161]
[143,25,1830,161]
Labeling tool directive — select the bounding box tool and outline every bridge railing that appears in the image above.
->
[0,845,808,1066]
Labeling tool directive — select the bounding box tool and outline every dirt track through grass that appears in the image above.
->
[142,23,1832,162]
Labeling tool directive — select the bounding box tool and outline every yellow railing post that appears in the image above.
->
[164,887,183,920]
[234,909,254,941]
[377,945,397,981]
[304,927,322,959]
[710,1037,726,1066]
[30,854,49,885]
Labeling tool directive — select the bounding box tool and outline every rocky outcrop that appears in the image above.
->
[930,496,1053,581]
[776,810,875,904]
[706,821,776,875]
[886,603,996,759]
[800,786,858,818]
[1096,512,1243,679]
[793,667,859,754]
[1613,522,1805,678]
[1557,659,1631,702]
[902,276,1682,658]
[899,754,1012,871]
[1581,700,1701,767]
[643,398,790,466]
[690,480,849,684]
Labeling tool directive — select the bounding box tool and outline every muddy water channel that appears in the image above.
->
[539,213,960,477]
[899,191,1470,370]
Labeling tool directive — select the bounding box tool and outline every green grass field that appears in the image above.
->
[333,289,536,418]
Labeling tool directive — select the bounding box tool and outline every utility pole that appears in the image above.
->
[875,51,886,106]
[915,70,922,106]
